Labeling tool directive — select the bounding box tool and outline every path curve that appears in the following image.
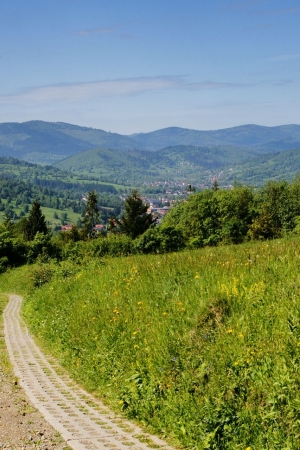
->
[4,294,174,450]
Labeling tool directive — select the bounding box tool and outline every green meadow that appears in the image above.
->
[1,236,300,449]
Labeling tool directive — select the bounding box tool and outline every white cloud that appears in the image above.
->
[0,77,248,106]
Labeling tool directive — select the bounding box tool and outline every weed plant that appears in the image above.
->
[2,237,300,448]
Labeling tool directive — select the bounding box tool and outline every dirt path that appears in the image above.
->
[3,295,174,450]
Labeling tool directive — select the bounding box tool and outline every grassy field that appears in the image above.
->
[0,198,81,227]
[1,237,300,448]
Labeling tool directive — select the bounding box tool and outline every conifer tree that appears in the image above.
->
[82,190,100,238]
[117,190,156,239]
[24,201,48,241]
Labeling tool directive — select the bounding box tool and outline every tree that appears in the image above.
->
[23,201,48,241]
[82,190,100,238]
[117,190,156,239]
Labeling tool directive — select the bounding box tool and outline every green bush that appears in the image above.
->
[27,232,61,263]
[135,225,185,253]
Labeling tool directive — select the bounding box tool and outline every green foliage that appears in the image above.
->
[117,190,156,239]
[135,225,185,253]
[61,234,135,262]
[30,263,54,287]
[82,190,100,239]
[161,182,300,247]
[27,232,60,263]
[13,235,300,449]
[0,229,28,269]
[23,200,49,240]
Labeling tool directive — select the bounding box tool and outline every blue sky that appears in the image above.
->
[0,0,299,133]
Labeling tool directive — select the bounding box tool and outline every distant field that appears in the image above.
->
[0,199,81,227]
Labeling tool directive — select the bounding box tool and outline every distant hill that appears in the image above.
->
[2,120,300,185]
[0,121,147,165]
[55,144,258,185]
[130,124,300,152]
[220,147,300,185]
[1,121,300,166]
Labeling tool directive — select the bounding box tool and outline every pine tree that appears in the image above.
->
[82,190,100,238]
[117,190,156,239]
[24,201,48,241]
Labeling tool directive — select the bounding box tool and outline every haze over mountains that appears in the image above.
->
[1,120,300,185]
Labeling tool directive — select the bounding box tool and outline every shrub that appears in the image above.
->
[27,232,61,263]
[135,225,185,253]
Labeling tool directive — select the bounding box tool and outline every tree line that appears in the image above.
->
[2,178,300,273]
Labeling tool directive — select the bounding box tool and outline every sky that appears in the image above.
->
[0,0,299,134]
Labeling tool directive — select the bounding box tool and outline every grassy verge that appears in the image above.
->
[0,294,11,375]
[1,237,300,448]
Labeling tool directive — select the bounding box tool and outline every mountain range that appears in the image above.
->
[1,120,300,185]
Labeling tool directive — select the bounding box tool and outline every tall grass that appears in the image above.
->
[0,294,12,374]
[2,237,300,448]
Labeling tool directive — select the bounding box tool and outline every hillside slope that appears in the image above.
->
[220,147,300,185]
[0,121,147,164]
[130,124,300,151]
[55,144,256,184]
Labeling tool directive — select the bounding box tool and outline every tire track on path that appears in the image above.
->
[4,294,174,450]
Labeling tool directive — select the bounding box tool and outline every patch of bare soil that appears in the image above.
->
[0,368,69,450]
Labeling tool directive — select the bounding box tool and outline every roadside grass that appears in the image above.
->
[1,237,300,448]
[0,294,11,375]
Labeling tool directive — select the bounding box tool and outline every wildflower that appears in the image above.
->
[134,344,138,349]
[182,308,186,312]
[178,301,183,306]
[133,331,138,335]
[195,275,199,279]
[162,312,167,316]
[238,334,244,338]
[119,400,124,405]
[137,301,142,305]
[227,329,233,333]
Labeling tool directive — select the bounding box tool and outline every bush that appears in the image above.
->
[30,264,53,288]
[27,232,61,263]
[89,234,135,257]
[135,225,185,254]
[0,232,28,268]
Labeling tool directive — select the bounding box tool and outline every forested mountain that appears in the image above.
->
[56,142,300,186]
[220,147,300,185]
[2,121,300,185]
[0,121,146,164]
[1,121,300,166]
[55,144,256,184]
[130,124,300,151]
